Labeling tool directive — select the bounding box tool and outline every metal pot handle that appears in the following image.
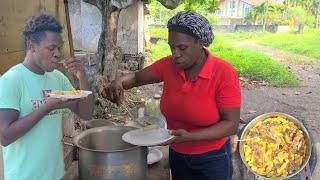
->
[63,142,75,147]
[62,137,79,161]
[62,136,76,146]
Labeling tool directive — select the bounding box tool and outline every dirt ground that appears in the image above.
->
[133,41,320,179]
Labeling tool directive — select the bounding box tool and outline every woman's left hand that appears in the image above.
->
[161,129,193,145]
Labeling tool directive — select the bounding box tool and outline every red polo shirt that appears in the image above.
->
[147,50,241,154]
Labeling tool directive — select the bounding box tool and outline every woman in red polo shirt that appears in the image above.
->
[103,11,241,180]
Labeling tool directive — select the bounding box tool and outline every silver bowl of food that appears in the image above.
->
[239,112,312,179]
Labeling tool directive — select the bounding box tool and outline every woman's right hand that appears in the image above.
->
[102,80,124,106]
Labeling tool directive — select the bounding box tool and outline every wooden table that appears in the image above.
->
[63,146,171,180]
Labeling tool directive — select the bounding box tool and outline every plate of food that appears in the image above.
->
[239,112,311,179]
[122,125,174,146]
[48,89,92,99]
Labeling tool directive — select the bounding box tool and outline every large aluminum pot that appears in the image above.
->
[73,126,148,180]
[239,112,312,180]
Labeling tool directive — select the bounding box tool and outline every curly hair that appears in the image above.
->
[23,14,62,43]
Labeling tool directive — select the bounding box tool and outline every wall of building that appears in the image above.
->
[68,0,144,54]
[68,0,101,52]
[213,24,292,33]
[0,0,72,74]
[117,1,144,54]
[216,0,253,25]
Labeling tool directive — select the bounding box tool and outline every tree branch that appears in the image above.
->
[83,0,97,6]
[157,0,183,9]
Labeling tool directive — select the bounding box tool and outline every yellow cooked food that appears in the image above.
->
[51,89,85,96]
[242,116,308,178]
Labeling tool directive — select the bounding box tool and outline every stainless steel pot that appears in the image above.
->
[73,126,148,180]
[239,112,312,180]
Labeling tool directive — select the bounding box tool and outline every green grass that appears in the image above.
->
[217,31,271,42]
[217,29,320,59]
[148,28,320,59]
[147,28,168,40]
[209,38,300,87]
[254,29,320,59]
[150,40,170,61]
[148,37,300,87]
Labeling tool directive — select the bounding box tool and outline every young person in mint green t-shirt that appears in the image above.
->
[0,14,94,180]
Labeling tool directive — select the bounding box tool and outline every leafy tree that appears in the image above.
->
[245,2,283,27]
[147,1,185,26]
[184,0,220,25]
[82,0,184,88]
[267,4,284,24]
[288,6,314,33]
[245,0,319,31]
[284,0,320,28]
[147,0,220,26]
[83,0,133,86]
[184,0,220,13]
[82,0,221,98]
[315,0,320,28]
[245,6,262,25]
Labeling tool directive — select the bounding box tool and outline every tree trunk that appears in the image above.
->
[157,0,183,9]
[316,13,319,29]
[262,1,269,32]
[298,24,304,33]
[87,0,183,86]
[104,9,122,81]
[93,1,122,86]
[95,0,109,75]
[315,5,319,29]
[95,1,122,83]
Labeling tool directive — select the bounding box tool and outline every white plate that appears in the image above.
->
[122,128,174,146]
[47,90,92,99]
[147,147,163,165]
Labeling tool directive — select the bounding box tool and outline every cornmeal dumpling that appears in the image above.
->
[51,89,85,96]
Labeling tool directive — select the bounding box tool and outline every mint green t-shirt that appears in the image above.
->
[0,64,73,180]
